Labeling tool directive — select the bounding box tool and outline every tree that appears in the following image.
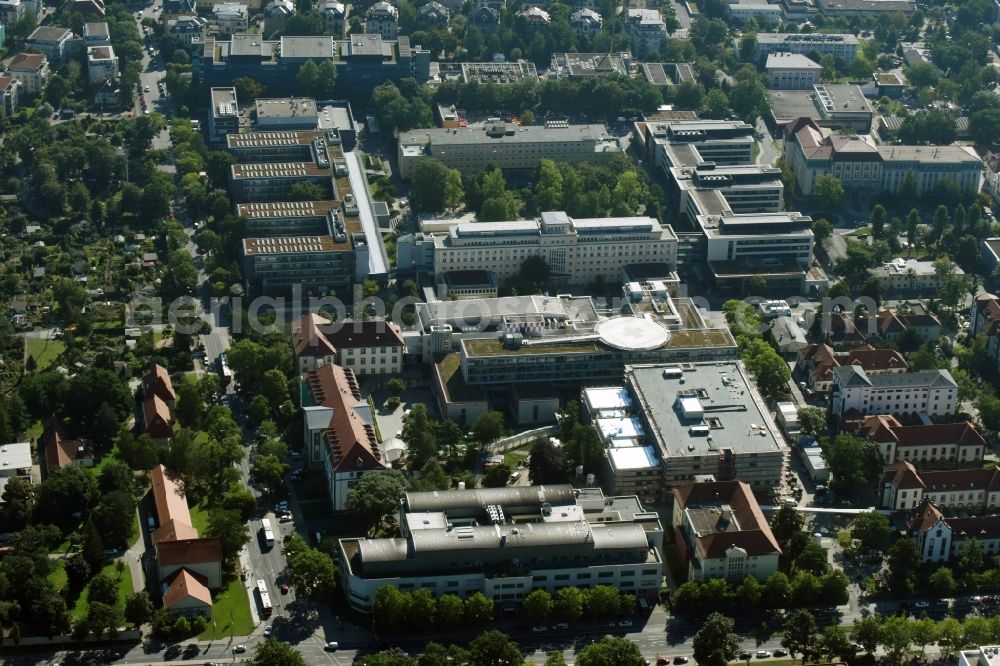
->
[576,636,646,666]
[233,77,264,103]
[820,434,882,494]
[409,588,436,629]
[929,567,957,596]
[124,591,153,629]
[470,411,505,447]
[346,470,409,530]
[160,250,198,299]
[851,616,882,654]
[89,574,119,607]
[521,589,553,622]
[812,218,833,244]
[528,438,568,485]
[411,159,464,213]
[743,338,791,401]
[851,512,892,553]
[870,204,888,236]
[820,624,854,661]
[887,538,921,594]
[251,453,289,493]
[729,74,769,124]
[249,639,307,666]
[544,652,569,666]
[373,586,412,632]
[701,89,731,119]
[586,585,622,619]
[91,490,137,548]
[86,601,123,639]
[813,173,845,208]
[468,630,523,666]
[437,594,464,626]
[463,592,494,625]
[554,586,585,620]
[482,462,513,488]
[797,406,827,438]
[205,508,249,562]
[881,615,913,661]
[782,609,818,661]
[693,613,740,666]
[33,465,97,531]
[969,108,1000,145]
[286,542,337,601]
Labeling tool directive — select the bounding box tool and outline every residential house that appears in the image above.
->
[211,3,248,35]
[830,365,958,419]
[970,291,1000,377]
[83,22,110,46]
[0,76,17,115]
[317,1,348,35]
[416,1,449,28]
[672,480,782,582]
[300,364,385,510]
[167,16,208,45]
[624,8,666,57]
[907,499,1000,563]
[161,569,213,619]
[852,414,986,469]
[520,6,551,25]
[365,1,398,40]
[797,343,907,392]
[876,309,942,344]
[867,258,965,296]
[86,45,118,83]
[142,363,176,441]
[263,0,294,34]
[880,461,1000,511]
[7,52,48,96]
[292,313,404,376]
[468,4,500,30]
[41,418,94,476]
[570,7,602,32]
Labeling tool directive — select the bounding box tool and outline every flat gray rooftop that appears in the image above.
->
[400,123,609,147]
[627,362,785,460]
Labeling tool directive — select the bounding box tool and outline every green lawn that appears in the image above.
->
[27,338,66,370]
[70,562,134,621]
[199,574,254,640]
[190,500,210,535]
[47,559,67,592]
[503,448,530,469]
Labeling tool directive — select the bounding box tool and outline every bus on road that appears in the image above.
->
[261,518,274,548]
[256,580,272,618]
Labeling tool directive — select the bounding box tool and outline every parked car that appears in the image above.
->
[756,651,772,658]
[673,658,688,665]
[233,645,246,654]
[774,649,788,657]
[324,642,339,651]
[280,583,289,594]
[263,626,272,637]
[915,600,930,609]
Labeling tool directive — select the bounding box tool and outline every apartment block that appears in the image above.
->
[797,343,907,392]
[398,122,621,179]
[788,119,983,197]
[880,462,1000,511]
[301,363,384,508]
[830,365,958,419]
[752,32,859,62]
[317,0,348,36]
[852,415,986,469]
[292,313,404,376]
[6,52,48,95]
[338,485,664,612]
[364,1,397,39]
[623,8,665,56]
[82,21,109,46]
[867,258,965,296]
[398,211,676,286]
[86,45,117,82]
[211,2,248,35]
[673,480,781,582]
[25,26,73,64]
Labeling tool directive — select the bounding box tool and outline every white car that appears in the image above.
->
[233,645,246,654]
[756,651,771,659]
[324,642,339,651]
[263,625,273,637]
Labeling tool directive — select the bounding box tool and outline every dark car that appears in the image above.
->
[673,657,689,664]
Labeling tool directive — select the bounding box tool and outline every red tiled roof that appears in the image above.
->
[673,480,781,559]
[142,395,173,439]
[153,518,199,545]
[162,568,212,608]
[882,461,924,490]
[8,52,47,70]
[907,499,944,534]
[157,537,223,566]
[918,466,1000,493]
[303,364,385,473]
[143,363,176,403]
[42,418,92,474]
[857,416,985,449]
[292,314,404,359]
[800,343,906,383]
[150,465,192,528]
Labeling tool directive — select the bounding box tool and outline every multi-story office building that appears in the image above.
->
[765,52,821,89]
[695,212,816,294]
[25,26,73,64]
[398,211,677,285]
[338,485,664,612]
[301,363,385,509]
[769,84,874,132]
[728,0,782,21]
[230,161,332,202]
[642,119,755,172]
[816,0,914,16]
[787,119,984,196]
[623,8,666,56]
[82,21,109,46]
[254,97,319,130]
[549,52,629,79]
[86,45,117,82]
[830,365,958,419]
[241,235,355,296]
[669,163,785,221]
[397,122,621,179]
[7,52,48,95]
[208,87,239,143]
[196,33,430,89]
[621,362,788,491]
[292,313,404,375]
[236,200,342,236]
[752,32,859,63]
[673,480,782,581]
[866,257,966,295]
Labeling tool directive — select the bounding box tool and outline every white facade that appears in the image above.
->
[401,211,677,285]
[317,0,348,35]
[211,3,248,35]
[6,53,48,95]
[831,365,958,419]
[729,0,782,21]
[765,52,821,89]
[86,45,118,83]
[365,1,398,39]
[867,257,965,294]
[624,9,666,56]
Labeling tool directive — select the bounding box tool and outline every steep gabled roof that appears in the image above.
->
[142,394,173,438]
[143,363,176,402]
[858,416,986,449]
[150,465,192,528]
[673,480,781,559]
[157,537,223,566]
[882,461,924,490]
[162,568,212,608]
[303,364,386,473]
[42,418,93,473]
